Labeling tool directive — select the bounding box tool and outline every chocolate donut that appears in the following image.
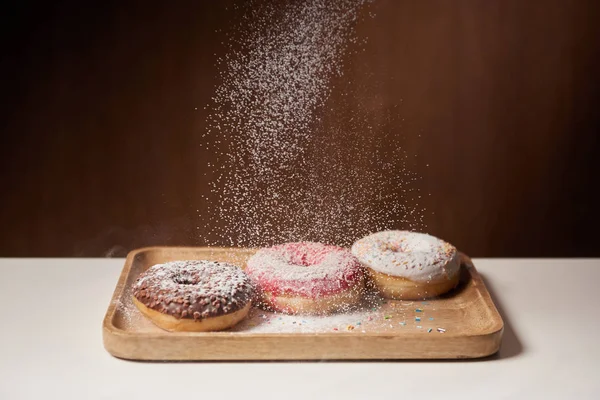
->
[132,260,254,332]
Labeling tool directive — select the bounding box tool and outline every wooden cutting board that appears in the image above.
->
[103,247,503,360]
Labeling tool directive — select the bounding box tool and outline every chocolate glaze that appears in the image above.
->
[132,260,254,320]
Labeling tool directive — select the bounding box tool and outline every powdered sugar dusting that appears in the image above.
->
[246,242,362,297]
[132,260,254,320]
[230,293,436,334]
[202,0,425,248]
[352,231,460,282]
[233,303,380,333]
[135,261,248,296]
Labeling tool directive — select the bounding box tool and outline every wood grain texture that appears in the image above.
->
[102,247,503,360]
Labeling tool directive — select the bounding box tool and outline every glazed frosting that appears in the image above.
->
[245,242,363,298]
[351,231,460,283]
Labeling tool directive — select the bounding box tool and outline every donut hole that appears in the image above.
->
[380,243,401,252]
[290,254,312,267]
[274,242,349,268]
[379,238,432,254]
[288,252,329,267]
[172,274,199,285]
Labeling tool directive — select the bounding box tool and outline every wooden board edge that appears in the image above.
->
[103,330,504,361]
[463,255,505,337]
[102,248,139,353]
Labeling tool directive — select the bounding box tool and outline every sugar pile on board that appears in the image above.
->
[203,0,425,248]
[229,294,440,334]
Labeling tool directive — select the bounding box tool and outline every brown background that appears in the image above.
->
[1,0,599,257]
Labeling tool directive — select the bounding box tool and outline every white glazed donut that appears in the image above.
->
[351,231,461,299]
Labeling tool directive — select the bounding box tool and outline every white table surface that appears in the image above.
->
[1,258,599,399]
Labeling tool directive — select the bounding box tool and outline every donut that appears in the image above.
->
[351,231,460,300]
[131,260,254,332]
[245,242,365,314]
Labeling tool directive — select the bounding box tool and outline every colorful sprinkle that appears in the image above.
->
[347,325,355,331]
[416,325,422,329]
[427,328,433,333]
[415,317,421,322]
[333,327,338,331]
[415,308,423,312]
[399,321,406,326]
[437,328,446,333]
[368,316,373,321]
[356,322,362,326]
[429,317,434,321]
[384,315,391,320]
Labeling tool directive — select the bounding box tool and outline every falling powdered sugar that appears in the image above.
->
[203,0,425,248]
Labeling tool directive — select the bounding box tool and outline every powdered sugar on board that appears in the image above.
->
[230,294,444,334]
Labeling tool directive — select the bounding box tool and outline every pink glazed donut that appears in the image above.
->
[245,242,365,314]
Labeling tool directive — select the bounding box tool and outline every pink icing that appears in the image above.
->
[245,242,363,298]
